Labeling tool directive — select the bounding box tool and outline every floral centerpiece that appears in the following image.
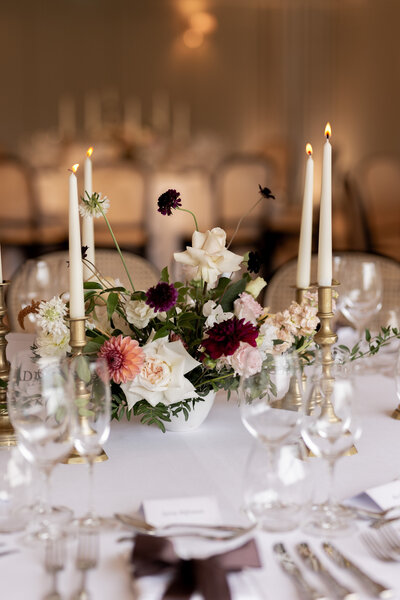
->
[22,187,323,431]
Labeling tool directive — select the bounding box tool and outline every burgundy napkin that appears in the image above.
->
[131,534,261,600]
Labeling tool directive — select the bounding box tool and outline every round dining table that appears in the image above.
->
[2,333,400,599]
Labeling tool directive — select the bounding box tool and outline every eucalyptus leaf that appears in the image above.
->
[107,292,119,319]
[76,356,91,384]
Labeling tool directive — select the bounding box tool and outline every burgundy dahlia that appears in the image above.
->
[202,317,258,360]
[157,189,182,216]
[146,282,178,312]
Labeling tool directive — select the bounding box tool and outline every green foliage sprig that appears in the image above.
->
[335,325,400,362]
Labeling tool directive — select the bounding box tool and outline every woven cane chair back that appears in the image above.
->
[8,249,159,332]
[265,252,400,331]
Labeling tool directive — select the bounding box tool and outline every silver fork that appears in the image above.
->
[361,529,400,561]
[43,537,66,600]
[73,530,99,600]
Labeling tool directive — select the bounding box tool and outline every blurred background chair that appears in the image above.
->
[8,248,159,332]
[346,155,400,261]
[212,154,277,249]
[264,252,400,332]
[91,164,148,252]
[0,155,37,246]
[33,167,69,246]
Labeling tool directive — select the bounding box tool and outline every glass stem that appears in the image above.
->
[38,467,52,524]
[326,457,337,510]
[87,458,95,518]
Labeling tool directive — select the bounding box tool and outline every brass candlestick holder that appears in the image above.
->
[65,316,108,464]
[314,281,357,456]
[0,281,16,447]
[281,286,312,411]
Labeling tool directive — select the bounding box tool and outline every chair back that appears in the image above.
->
[92,164,147,248]
[346,155,400,261]
[265,252,400,331]
[0,156,37,245]
[8,249,159,332]
[212,154,276,245]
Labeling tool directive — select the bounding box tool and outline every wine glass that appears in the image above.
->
[338,258,383,341]
[17,258,66,332]
[301,358,361,536]
[7,351,73,541]
[239,353,306,531]
[70,355,111,529]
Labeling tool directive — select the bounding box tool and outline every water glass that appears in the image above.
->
[70,355,111,529]
[7,351,73,541]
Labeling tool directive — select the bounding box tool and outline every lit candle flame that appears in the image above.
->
[306,143,313,156]
[87,147,93,158]
[325,122,331,139]
[70,163,79,174]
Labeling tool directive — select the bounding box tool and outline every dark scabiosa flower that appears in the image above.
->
[247,251,261,274]
[202,317,258,360]
[157,189,182,216]
[146,282,178,312]
[258,185,275,199]
[81,245,89,259]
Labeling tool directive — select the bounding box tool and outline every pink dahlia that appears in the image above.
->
[202,316,258,360]
[98,335,144,384]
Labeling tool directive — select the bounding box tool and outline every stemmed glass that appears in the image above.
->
[338,258,383,341]
[239,353,306,531]
[70,355,111,529]
[7,351,73,541]
[301,358,361,536]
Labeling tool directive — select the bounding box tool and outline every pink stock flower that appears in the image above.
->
[233,292,264,325]
[99,335,145,384]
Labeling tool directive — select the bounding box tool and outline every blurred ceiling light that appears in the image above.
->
[183,28,204,48]
[189,11,218,34]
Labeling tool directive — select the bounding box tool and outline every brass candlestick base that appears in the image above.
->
[0,282,16,447]
[391,406,400,420]
[313,281,357,456]
[283,286,314,411]
[65,316,108,464]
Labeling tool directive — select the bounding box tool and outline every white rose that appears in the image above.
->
[174,227,243,287]
[125,300,155,329]
[121,339,201,408]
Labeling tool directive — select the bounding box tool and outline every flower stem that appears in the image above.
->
[98,205,135,292]
[177,207,199,231]
[227,196,263,250]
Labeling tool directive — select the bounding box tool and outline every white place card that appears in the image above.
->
[143,496,221,528]
[347,480,400,512]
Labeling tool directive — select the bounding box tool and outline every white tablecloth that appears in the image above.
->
[3,334,400,599]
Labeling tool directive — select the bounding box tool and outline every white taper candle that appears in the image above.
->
[296,144,314,289]
[69,164,85,318]
[82,147,95,280]
[317,123,333,286]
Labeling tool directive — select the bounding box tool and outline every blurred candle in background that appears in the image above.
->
[173,101,191,144]
[82,147,95,280]
[69,164,85,319]
[317,123,332,286]
[58,93,76,140]
[296,143,314,289]
[0,244,3,283]
[152,90,169,135]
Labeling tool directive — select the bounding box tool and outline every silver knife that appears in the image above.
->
[296,542,359,600]
[273,543,328,600]
[323,542,395,599]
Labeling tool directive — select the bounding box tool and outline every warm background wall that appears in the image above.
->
[2,1,400,180]
[0,0,399,279]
